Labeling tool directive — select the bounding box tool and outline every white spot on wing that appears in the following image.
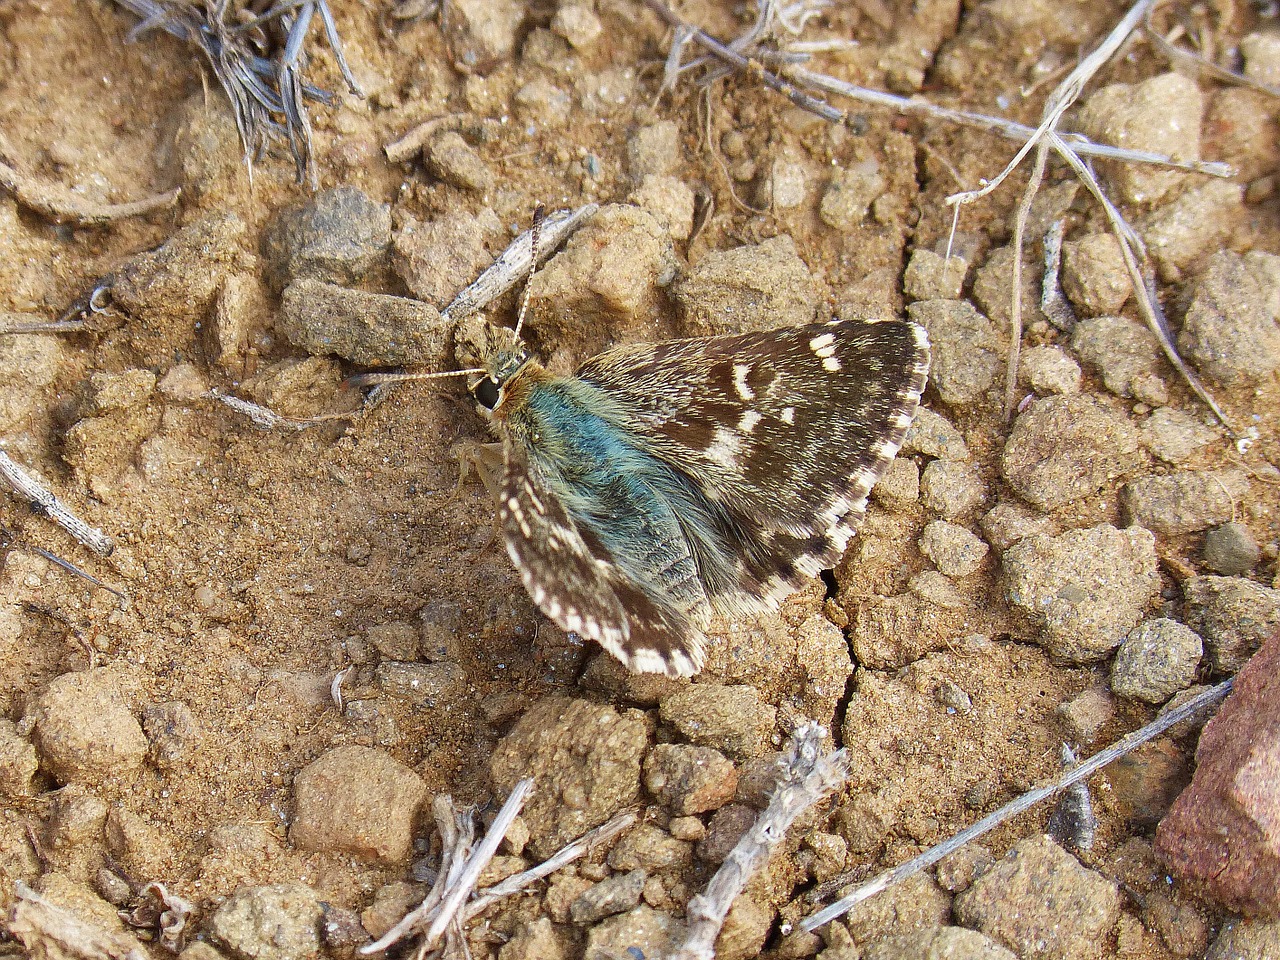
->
[705,426,740,467]
[781,407,795,424]
[822,356,841,372]
[740,410,763,433]
[733,364,755,400]
[809,332,836,354]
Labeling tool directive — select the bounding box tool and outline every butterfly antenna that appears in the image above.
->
[512,204,546,343]
[347,368,486,388]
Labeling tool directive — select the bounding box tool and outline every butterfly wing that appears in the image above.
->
[575,318,930,612]
[499,445,707,677]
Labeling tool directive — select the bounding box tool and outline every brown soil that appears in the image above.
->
[1,1,1278,958]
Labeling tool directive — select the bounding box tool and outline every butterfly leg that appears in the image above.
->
[453,440,506,548]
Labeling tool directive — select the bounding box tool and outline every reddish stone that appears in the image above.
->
[1155,630,1280,916]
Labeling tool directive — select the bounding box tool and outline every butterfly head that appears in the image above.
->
[470,330,536,417]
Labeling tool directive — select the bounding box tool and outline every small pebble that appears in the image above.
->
[627,121,681,179]
[1003,524,1160,663]
[902,407,970,461]
[919,460,986,518]
[571,869,646,924]
[1140,407,1218,464]
[260,186,390,291]
[289,745,428,863]
[870,457,919,508]
[643,743,738,815]
[658,684,774,758]
[1110,618,1203,704]
[1075,72,1204,205]
[207,884,324,960]
[902,249,967,301]
[1061,233,1132,316]
[550,3,602,49]
[819,166,884,229]
[1203,521,1260,575]
[906,300,1001,407]
[1020,345,1081,396]
[1070,315,1164,400]
[1122,469,1249,536]
[1178,250,1280,386]
[918,520,988,578]
[979,501,1058,552]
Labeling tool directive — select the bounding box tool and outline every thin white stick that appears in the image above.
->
[788,67,1231,178]
[673,724,848,960]
[0,451,115,556]
[361,780,534,955]
[426,778,533,944]
[947,0,1162,211]
[462,809,638,921]
[801,679,1233,932]
[442,205,598,322]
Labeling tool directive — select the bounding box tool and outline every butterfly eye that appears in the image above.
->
[473,377,501,410]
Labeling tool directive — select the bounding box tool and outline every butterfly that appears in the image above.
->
[462,314,930,678]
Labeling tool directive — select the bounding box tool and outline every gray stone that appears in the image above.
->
[1001,395,1144,509]
[907,300,1001,407]
[903,250,967,302]
[513,79,571,128]
[864,926,1018,960]
[902,407,970,461]
[1110,618,1203,703]
[1140,407,1219,463]
[498,918,563,960]
[871,457,919,508]
[954,836,1121,960]
[1075,72,1204,206]
[584,905,685,960]
[919,521,988,578]
[1179,250,1280,386]
[1122,468,1249,536]
[675,236,819,337]
[260,187,390,291]
[629,176,695,241]
[1183,575,1280,672]
[919,460,986,518]
[1243,31,1280,85]
[972,245,1043,330]
[979,501,1058,552]
[1203,521,1260,575]
[1020,345,1081,396]
[658,685,774,758]
[1207,918,1280,960]
[1070,315,1164,400]
[1061,233,1132,316]
[279,279,449,367]
[1003,524,1160,663]
[571,869,646,923]
[763,157,810,210]
[207,884,323,960]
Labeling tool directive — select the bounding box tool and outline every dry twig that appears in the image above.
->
[9,882,149,960]
[0,158,178,227]
[801,679,1233,932]
[442,204,600,323]
[0,452,115,557]
[673,723,847,960]
[945,0,1230,428]
[109,0,362,184]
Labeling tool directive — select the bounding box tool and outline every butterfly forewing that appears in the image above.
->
[574,319,930,612]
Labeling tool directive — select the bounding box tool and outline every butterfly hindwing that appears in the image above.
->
[498,447,707,677]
